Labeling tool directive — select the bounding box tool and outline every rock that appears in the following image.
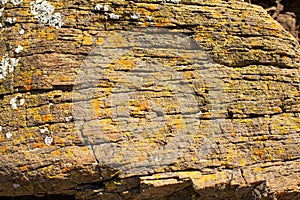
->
[0,0,299,199]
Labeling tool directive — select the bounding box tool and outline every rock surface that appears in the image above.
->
[0,0,299,199]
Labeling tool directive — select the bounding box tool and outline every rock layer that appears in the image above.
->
[0,0,299,199]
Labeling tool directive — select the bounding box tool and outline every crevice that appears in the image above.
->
[0,195,76,200]
[240,168,248,185]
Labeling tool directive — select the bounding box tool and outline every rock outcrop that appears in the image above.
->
[0,0,299,199]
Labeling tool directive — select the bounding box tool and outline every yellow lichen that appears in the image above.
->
[96,37,103,45]
[41,114,54,122]
[83,31,93,45]
[53,150,61,156]
[82,147,89,151]
[66,148,73,157]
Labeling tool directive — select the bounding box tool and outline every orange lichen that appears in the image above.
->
[35,70,43,76]
[46,32,56,41]
[254,149,264,159]
[202,112,211,119]
[62,167,71,173]
[153,18,175,27]
[59,75,69,82]
[60,102,71,109]
[282,56,289,63]
[131,97,151,113]
[96,37,103,45]
[52,150,61,156]
[66,15,76,24]
[20,165,27,171]
[82,147,89,151]
[2,146,8,153]
[18,40,30,49]
[37,29,54,40]
[23,79,33,90]
[184,71,193,79]
[32,143,46,149]
[147,4,160,11]
[57,138,65,144]
[0,135,5,142]
[42,114,54,122]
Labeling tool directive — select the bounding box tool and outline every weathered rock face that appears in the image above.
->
[0,0,299,199]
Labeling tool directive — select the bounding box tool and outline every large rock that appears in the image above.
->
[0,0,299,199]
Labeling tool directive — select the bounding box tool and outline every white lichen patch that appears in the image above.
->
[94,4,103,11]
[0,54,19,79]
[30,0,54,23]
[6,132,12,139]
[108,13,120,20]
[10,0,23,6]
[19,98,25,106]
[146,16,152,21]
[40,127,49,134]
[10,97,17,110]
[95,4,110,12]
[48,12,63,29]
[30,0,63,29]
[44,136,53,146]
[19,28,25,35]
[131,13,140,20]
[0,8,4,17]
[103,5,109,12]
[163,0,181,3]
[15,45,23,53]
[6,17,17,24]
[9,57,19,73]
[1,0,8,5]
[13,184,20,188]
[0,56,9,79]
[65,116,73,122]
[0,126,2,132]
[10,94,25,110]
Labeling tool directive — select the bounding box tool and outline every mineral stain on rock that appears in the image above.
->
[0,0,299,199]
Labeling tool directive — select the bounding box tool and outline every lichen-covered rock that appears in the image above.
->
[0,0,299,199]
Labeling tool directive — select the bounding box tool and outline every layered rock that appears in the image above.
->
[0,0,299,199]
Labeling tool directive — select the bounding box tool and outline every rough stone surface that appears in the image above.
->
[0,0,299,199]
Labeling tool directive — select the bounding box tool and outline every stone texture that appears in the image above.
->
[0,0,299,199]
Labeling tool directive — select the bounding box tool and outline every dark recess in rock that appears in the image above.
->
[251,0,300,42]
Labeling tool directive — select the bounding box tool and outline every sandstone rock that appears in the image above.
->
[0,0,299,199]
